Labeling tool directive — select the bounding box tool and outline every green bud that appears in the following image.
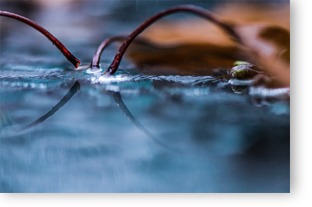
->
[233,61,250,66]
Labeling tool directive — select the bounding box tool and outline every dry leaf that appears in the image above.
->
[126,41,248,75]
[234,25,290,87]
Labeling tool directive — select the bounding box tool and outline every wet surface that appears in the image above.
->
[0,0,289,192]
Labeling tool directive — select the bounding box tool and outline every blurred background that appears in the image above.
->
[0,0,290,63]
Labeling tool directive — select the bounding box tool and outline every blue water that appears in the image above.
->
[0,0,289,193]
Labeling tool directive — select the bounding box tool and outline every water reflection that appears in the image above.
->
[1,80,177,152]
[0,74,290,192]
[1,81,80,138]
[111,91,179,152]
[21,81,81,131]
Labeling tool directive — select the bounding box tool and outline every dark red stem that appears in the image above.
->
[91,35,126,69]
[105,5,240,75]
[0,11,80,68]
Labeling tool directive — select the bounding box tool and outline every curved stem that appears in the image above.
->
[105,4,239,75]
[91,35,125,69]
[0,11,80,68]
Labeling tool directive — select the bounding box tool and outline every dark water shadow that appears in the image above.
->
[21,81,80,131]
[1,80,178,152]
[110,91,180,153]
[1,81,80,138]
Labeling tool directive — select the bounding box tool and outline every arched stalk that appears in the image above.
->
[105,5,240,75]
[91,36,125,69]
[0,11,80,68]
